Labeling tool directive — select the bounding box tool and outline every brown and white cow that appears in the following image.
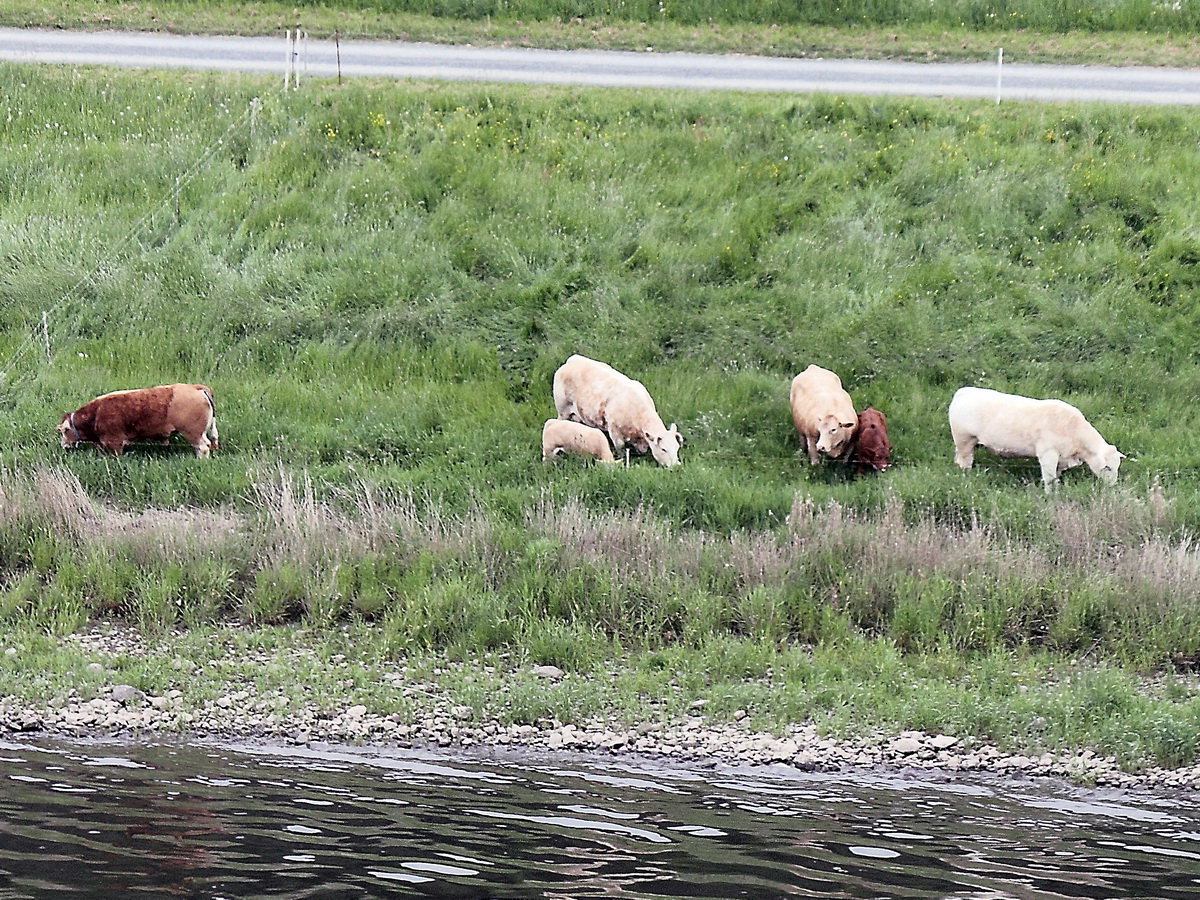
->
[949,386,1123,491]
[849,407,891,474]
[58,383,218,458]
[541,419,617,465]
[552,354,682,467]
[789,365,858,465]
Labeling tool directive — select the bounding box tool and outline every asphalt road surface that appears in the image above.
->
[1,26,1199,104]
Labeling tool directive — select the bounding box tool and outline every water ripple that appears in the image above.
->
[1,736,1198,899]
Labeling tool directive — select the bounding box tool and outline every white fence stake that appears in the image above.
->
[41,311,51,362]
[996,48,1003,104]
[283,30,305,90]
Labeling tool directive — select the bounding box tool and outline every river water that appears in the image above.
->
[2,737,1198,899]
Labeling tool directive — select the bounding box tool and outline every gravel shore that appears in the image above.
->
[4,626,1199,793]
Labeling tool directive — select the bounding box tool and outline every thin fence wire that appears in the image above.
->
[0,89,272,399]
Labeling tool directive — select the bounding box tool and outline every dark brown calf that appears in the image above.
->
[58,383,218,458]
[849,407,891,474]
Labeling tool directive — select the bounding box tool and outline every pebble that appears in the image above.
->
[110,685,144,705]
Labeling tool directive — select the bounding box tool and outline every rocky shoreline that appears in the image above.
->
[9,681,1200,796]
[3,627,1199,793]
[4,688,1199,793]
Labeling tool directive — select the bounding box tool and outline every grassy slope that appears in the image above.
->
[1,21,1200,767]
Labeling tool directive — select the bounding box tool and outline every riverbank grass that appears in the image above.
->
[4,618,1199,773]
[4,65,1200,770]
[2,468,1200,770]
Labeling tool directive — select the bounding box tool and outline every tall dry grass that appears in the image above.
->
[1,468,1196,666]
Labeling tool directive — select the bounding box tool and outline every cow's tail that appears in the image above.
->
[200,385,219,451]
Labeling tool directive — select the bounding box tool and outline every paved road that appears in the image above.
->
[2,26,1199,104]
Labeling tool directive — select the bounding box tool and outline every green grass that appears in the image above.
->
[4,621,1199,771]
[3,61,1200,767]
[5,1,1200,66]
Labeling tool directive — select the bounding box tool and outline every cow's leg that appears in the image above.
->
[176,424,202,457]
[101,438,124,457]
[805,434,821,466]
[1038,451,1060,491]
[193,435,212,459]
[952,434,976,470]
[206,415,219,452]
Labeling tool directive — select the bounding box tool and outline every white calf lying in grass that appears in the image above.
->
[542,419,616,464]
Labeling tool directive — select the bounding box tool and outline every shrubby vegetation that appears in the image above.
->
[2,62,1200,764]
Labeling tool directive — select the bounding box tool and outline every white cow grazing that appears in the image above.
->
[949,386,1124,491]
[789,365,858,465]
[541,419,616,464]
[552,354,682,467]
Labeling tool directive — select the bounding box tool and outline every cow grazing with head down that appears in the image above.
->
[789,365,858,466]
[541,419,616,465]
[552,354,682,467]
[58,384,218,458]
[849,407,891,474]
[948,386,1123,491]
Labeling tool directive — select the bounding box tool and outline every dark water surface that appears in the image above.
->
[2,737,1199,899]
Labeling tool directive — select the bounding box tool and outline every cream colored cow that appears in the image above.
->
[789,365,857,465]
[949,386,1124,490]
[552,354,682,467]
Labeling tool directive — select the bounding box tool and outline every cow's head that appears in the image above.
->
[646,423,683,468]
[1092,444,1125,484]
[817,417,857,459]
[57,413,81,449]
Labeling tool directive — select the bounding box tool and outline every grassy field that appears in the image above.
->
[4,0,1200,66]
[2,58,1200,768]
